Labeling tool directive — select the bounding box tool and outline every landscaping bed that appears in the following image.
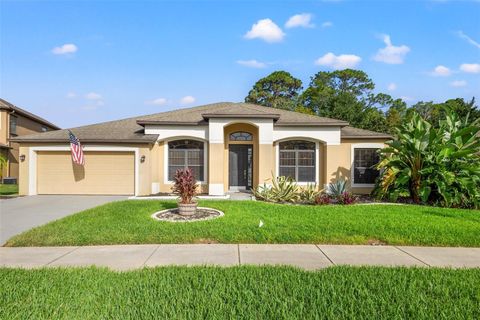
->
[1,266,479,319]
[5,200,480,247]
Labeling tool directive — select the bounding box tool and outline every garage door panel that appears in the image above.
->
[37,151,135,195]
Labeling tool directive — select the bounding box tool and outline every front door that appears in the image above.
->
[228,144,253,190]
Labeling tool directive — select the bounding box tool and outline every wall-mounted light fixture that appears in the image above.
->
[19,154,26,162]
[140,155,146,163]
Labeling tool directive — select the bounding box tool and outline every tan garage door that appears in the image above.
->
[37,151,135,195]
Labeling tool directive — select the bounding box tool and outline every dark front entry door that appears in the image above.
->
[229,144,253,190]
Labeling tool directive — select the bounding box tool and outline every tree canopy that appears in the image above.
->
[245,71,302,110]
[244,69,478,135]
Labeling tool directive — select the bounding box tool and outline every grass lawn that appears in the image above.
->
[6,200,480,247]
[0,183,18,195]
[1,266,479,319]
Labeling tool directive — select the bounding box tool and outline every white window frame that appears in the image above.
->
[350,143,384,188]
[275,139,320,186]
[28,145,140,196]
[164,138,208,185]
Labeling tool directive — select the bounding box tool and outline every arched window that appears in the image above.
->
[279,140,316,182]
[168,140,204,181]
[229,131,253,141]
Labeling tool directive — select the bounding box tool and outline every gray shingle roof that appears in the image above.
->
[341,126,392,139]
[0,98,61,130]
[137,102,348,126]
[12,102,390,143]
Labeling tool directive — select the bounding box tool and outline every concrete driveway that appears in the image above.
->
[0,195,127,245]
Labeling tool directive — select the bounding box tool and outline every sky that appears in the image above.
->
[1,0,479,129]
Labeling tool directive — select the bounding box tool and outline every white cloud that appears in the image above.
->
[387,83,397,91]
[450,80,467,87]
[180,96,196,105]
[457,31,480,49]
[373,35,410,64]
[321,21,333,28]
[431,65,451,76]
[146,98,168,106]
[244,19,285,43]
[285,13,314,29]
[315,52,361,69]
[52,43,78,55]
[85,92,102,100]
[460,63,480,73]
[236,59,267,68]
[66,92,77,98]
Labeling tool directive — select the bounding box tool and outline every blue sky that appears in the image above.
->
[1,0,479,128]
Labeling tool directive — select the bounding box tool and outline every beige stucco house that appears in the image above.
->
[13,102,391,196]
[1,99,60,182]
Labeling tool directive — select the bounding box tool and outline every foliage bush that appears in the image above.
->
[253,174,356,205]
[337,192,358,205]
[327,179,347,198]
[314,193,331,205]
[299,184,321,203]
[171,168,198,204]
[374,109,480,209]
[252,175,300,203]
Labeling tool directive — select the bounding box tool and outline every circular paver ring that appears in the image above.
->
[151,207,224,223]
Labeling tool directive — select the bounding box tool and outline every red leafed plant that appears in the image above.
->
[172,168,198,204]
[314,193,331,205]
[337,192,358,205]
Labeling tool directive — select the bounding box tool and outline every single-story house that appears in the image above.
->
[13,102,391,196]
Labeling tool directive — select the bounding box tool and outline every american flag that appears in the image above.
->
[68,130,85,165]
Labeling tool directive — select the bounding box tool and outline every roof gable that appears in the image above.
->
[137,102,348,126]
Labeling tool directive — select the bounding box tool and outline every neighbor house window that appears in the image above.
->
[279,140,316,183]
[229,131,252,141]
[9,116,17,135]
[168,140,204,181]
[41,126,48,132]
[353,148,380,185]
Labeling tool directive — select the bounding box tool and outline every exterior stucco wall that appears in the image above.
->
[326,138,388,194]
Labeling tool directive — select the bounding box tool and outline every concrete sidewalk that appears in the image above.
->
[1,244,479,271]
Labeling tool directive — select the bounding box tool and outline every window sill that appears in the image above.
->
[165,181,207,185]
[351,183,375,188]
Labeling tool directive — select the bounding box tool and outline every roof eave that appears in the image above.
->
[0,105,61,130]
[341,135,392,139]
[275,122,349,127]
[137,120,207,126]
[10,138,159,144]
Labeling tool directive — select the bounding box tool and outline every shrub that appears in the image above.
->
[337,192,358,205]
[299,184,320,203]
[252,183,275,202]
[314,193,331,205]
[171,168,198,204]
[270,175,300,203]
[327,180,347,198]
[375,109,480,209]
[252,174,300,203]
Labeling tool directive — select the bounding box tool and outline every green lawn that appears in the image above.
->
[0,183,18,195]
[6,200,480,247]
[1,266,479,319]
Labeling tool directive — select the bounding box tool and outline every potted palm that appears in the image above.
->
[172,167,198,216]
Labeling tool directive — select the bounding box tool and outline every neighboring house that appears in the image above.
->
[13,102,391,196]
[0,98,60,182]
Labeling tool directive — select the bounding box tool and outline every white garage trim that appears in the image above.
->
[28,145,140,196]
